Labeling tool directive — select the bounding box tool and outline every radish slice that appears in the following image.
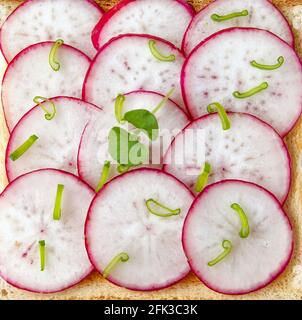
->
[78,90,189,190]
[0,169,94,293]
[183,180,293,295]
[182,0,293,55]
[83,34,186,111]
[6,97,102,182]
[92,0,194,50]
[2,41,91,131]
[0,0,103,61]
[85,168,194,291]
[182,28,302,136]
[163,113,290,203]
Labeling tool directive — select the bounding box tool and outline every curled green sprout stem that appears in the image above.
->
[233,82,268,99]
[148,40,176,62]
[207,102,231,130]
[152,88,175,114]
[33,96,56,120]
[49,39,64,71]
[194,162,211,193]
[145,199,181,218]
[250,56,284,70]
[211,10,249,22]
[53,184,64,221]
[115,94,126,123]
[9,135,39,161]
[103,252,129,279]
[39,240,46,271]
[96,161,111,193]
[117,164,131,174]
[207,240,232,267]
[231,203,250,238]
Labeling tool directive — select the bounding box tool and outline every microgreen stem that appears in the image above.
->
[231,203,250,238]
[207,103,231,130]
[9,135,39,161]
[152,88,175,114]
[49,39,64,71]
[207,240,232,267]
[117,164,131,174]
[250,56,284,70]
[145,199,181,217]
[96,161,111,193]
[148,40,176,62]
[233,82,268,99]
[53,184,64,221]
[33,96,56,120]
[194,162,211,193]
[115,94,126,123]
[103,252,129,279]
[211,10,249,22]
[39,240,46,271]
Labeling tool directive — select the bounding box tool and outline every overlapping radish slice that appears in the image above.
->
[92,0,194,50]
[0,169,94,293]
[182,0,293,56]
[6,97,102,182]
[163,113,290,203]
[182,28,302,136]
[183,180,293,295]
[78,90,189,190]
[2,41,91,131]
[0,0,103,61]
[83,34,186,111]
[85,168,194,291]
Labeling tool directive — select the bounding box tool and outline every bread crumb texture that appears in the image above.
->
[1,0,302,300]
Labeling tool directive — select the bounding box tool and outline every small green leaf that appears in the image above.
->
[123,109,159,141]
[108,127,149,167]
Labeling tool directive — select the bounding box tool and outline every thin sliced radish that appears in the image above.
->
[183,0,293,55]
[182,28,302,136]
[0,0,103,61]
[2,41,91,131]
[6,97,102,182]
[78,90,189,190]
[163,113,290,203]
[92,0,194,50]
[183,180,293,295]
[0,169,94,293]
[83,34,186,111]
[85,168,194,291]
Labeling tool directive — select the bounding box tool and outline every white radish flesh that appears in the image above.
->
[182,28,302,136]
[83,34,186,111]
[0,0,103,61]
[92,0,193,50]
[2,41,91,131]
[163,113,290,203]
[78,90,189,190]
[85,168,194,291]
[0,169,94,293]
[183,0,293,55]
[6,97,102,182]
[183,180,293,295]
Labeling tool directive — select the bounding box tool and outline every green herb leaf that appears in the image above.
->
[123,109,159,141]
[53,184,64,221]
[39,240,46,271]
[9,135,39,161]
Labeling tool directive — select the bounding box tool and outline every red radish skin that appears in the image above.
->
[163,112,291,204]
[0,0,103,62]
[0,169,94,294]
[182,180,293,295]
[2,42,91,131]
[182,0,294,56]
[181,28,302,136]
[6,97,102,182]
[85,168,194,291]
[83,34,186,112]
[92,0,194,50]
[77,90,190,189]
